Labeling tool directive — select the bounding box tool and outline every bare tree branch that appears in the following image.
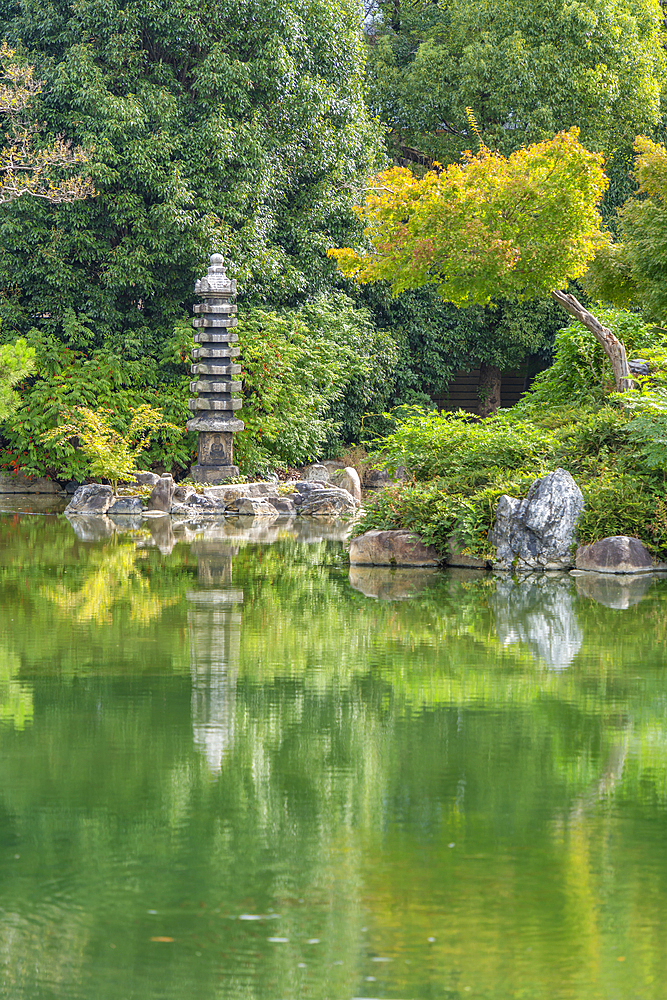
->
[551,290,634,392]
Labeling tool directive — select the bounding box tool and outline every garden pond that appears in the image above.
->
[1,504,667,1000]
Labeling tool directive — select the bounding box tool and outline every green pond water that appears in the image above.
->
[1,508,667,1000]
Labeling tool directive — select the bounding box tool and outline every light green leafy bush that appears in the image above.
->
[42,405,181,492]
[234,295,398,474]
[0,330,192,479]
[0,338,35,420]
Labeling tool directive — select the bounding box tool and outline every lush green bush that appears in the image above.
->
[0,329,193,479]
[518,307,659,408]
[355,311,667,558]
[234,295,398,473]
[0,338,35,421]
[370,406,556,482]
[0,294,397,479]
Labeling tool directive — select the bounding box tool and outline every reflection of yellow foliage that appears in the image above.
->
[40,543,179,626]
[0,646,33,730]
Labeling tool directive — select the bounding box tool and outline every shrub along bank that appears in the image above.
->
[354,309,667,560]
[0,294,396,480]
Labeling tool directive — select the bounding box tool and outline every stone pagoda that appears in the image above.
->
[187,254,244,482]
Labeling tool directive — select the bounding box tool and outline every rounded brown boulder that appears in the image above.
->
[575,535,666,574]
[348,529,441,567]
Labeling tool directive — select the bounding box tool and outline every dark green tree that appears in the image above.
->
[367,0,665,165]
[0,0,382,357]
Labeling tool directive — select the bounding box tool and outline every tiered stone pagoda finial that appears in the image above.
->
[187,254,244,482]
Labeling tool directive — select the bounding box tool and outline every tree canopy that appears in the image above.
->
[367,0,666,164]
[331,130,609,305]
[0,0,381,356]
[332,129,637,393]
[586,137,667,325]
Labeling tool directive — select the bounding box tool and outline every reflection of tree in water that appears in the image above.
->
[40,542,180,625]
[0,646,32,729]
[188,540,243,773]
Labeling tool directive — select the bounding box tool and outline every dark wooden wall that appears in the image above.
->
[431,364,531,416]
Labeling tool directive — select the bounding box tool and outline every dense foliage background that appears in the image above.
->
[1,0,667,480]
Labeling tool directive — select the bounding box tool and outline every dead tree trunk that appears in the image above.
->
[478,363,502,416]
[551,290,634,392]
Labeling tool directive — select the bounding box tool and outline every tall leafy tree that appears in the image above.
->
[368,0,665,164]
[587,137,667,326]
[332,130,636,406]
[0,0,381,356]
[360,0,665,408]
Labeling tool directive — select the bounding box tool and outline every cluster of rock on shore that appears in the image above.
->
[33,462,667,577]
[64,462,363,520]
[349,468,667,577]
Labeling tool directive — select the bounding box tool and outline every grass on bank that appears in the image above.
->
[353,309,667,560]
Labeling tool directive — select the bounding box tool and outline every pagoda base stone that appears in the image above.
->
[198,430,235,466]
[191,464,239,483]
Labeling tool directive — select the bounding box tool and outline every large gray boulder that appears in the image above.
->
[227,496,279,517]
[173,482,197,504]
[65,483,114,514]
[202,482,276,502]
[148,473,176,512]
[305,463,330,483]
[575,535,666,574]
[107,496,144,515]
[267,497,296,514]
[171,493,227,516]
[349,529,440,567]
[299,487,357,516]
[133,470,161,487]
[491,468,584,571]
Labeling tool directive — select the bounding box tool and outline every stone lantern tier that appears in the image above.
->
[187,254,244,482]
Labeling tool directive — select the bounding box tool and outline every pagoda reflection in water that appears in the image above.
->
[187,539,243,773]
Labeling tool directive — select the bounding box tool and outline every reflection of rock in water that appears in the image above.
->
[65,513,115,540]
[146,514,176,555]
[491,574,582,671]
[574,571,655,609]
[188,543,243,773]
[348,565,440,601]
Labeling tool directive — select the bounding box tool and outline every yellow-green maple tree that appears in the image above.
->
[331,129,634,392]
